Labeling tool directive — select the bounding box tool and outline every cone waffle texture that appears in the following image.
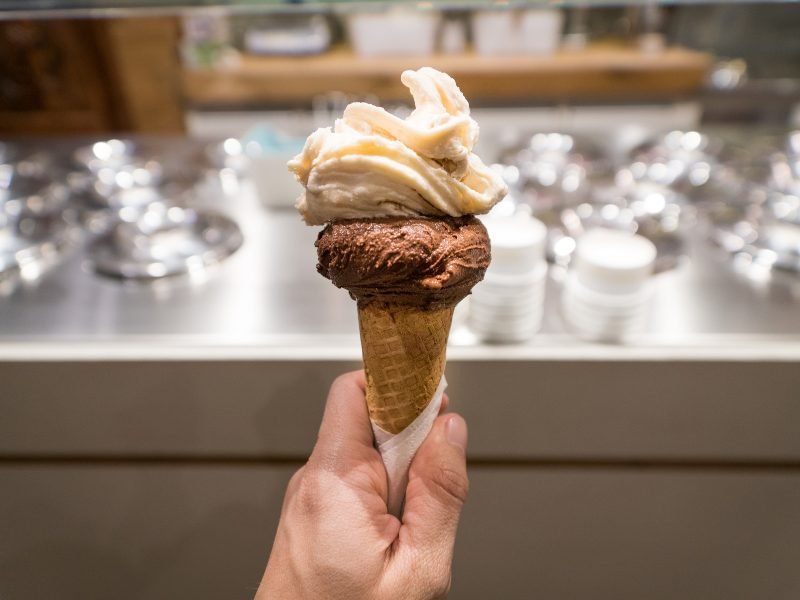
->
[358,301,454,434]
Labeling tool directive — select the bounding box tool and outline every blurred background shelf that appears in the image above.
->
[183,44,713,107]
[0,17,184,134]
[1,0,800,20]
[4,4,799,134]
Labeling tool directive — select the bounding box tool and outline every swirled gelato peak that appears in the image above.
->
[289,67,508,225]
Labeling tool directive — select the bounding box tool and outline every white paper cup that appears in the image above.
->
[561,229,656,342]
[470,300,545,322]
[563,274,654,313]
[469,318,541,336]
[562,277,651,341]
[471,287,544,307]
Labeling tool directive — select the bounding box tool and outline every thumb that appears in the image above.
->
[399,412,469,556]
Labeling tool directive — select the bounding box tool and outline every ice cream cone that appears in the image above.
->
[358,301,455,434]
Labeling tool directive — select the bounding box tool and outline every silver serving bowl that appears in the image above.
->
[70,140,207,234]
[87,202,243,280]
[634,129,723,158]
[0,152,81,290]
[499,133,607,212]
[73,139,138,173]
[74,138,201,182]
[0,211,79,290]
[545,181,689,273]
[206,138,251,175]
[66,163,181,236]
[625,130,741,200]
[68,158,164,206]
[708,193,800,275]
[1,166,71,218]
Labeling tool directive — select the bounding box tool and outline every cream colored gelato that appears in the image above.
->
[289,67,507,225]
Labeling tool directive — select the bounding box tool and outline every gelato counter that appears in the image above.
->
[1,136,800,600]
[2,182,800,358]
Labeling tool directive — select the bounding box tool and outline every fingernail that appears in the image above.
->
[446,414,468,451]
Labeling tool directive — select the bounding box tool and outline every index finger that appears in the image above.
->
[307,370,377,473]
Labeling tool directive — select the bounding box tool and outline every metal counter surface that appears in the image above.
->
[1,177,799,361]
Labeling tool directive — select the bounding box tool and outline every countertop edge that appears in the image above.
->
[1,336,799,362]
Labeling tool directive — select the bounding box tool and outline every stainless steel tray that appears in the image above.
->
[0,135,798,360]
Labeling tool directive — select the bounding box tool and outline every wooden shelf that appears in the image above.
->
[0,18,184,135]
[182,44,713,107]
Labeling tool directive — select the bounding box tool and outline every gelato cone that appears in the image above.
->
[289,67,507,515]
[358,301,454,434]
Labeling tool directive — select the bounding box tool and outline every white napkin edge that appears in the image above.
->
[371,376,447,518]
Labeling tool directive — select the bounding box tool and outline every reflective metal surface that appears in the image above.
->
[0,135,797,355]
[548,181,689,272]
[706,131,800,275]
[709,199,800,274]
[67,139,245,279]
[206,138,251,175]
[0,182,798,346]
[1,164,71,217]
[500,132,606,212]
[88,205,243,279]
[0,178,351,339]
[69,162,165,205]
[0,153,79,289]
[0,213,79,294]
[74,139,139,173]
[69,139,195,209]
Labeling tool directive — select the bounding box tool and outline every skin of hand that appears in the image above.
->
[255,370,469,600]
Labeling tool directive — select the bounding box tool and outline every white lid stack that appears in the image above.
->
[467,212,548,343]
[483,212,548,275]
[573,228,657,294]
[562,228,657,342]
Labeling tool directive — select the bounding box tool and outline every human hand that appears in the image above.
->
[255,370,469,600]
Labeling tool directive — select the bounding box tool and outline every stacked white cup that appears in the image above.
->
[467,212,548,343]
[561,228,657,342]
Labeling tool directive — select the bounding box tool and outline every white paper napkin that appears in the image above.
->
[371,376,447,517]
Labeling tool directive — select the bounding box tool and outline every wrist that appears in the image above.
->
[256,542,300,599]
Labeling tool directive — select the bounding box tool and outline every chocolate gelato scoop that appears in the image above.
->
[316,216,490,310]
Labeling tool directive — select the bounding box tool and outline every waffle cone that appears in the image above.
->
[358,301,454,434]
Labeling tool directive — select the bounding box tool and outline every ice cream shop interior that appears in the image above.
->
[2,1,800,598]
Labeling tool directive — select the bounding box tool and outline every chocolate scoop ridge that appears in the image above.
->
[316,216,491,309]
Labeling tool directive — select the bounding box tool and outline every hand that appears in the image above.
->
[255,370,469,600]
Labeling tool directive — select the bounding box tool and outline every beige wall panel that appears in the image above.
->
[2,360,799,459]
[455,468,800,599]
[0,466,292,600]
[1,467,799,600]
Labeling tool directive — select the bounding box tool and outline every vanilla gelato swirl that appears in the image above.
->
[289,67,508,225]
